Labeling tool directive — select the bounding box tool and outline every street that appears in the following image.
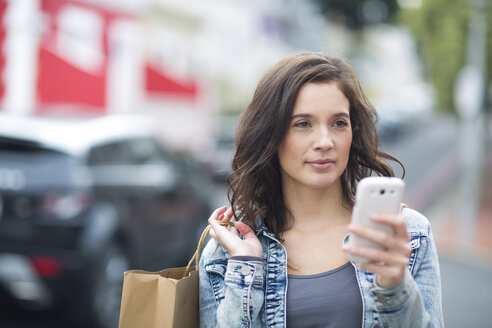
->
[440,255,492,328]
[382,116,492,328]
[0,305,77,328]
[1,115,491,327]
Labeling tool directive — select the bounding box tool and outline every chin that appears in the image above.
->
[306,178,341,190]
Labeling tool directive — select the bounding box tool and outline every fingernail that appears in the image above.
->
[348,224,358,233]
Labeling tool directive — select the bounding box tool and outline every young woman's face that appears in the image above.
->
[278,82,352,192]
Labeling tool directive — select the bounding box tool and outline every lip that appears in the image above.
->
[306,159,335,170]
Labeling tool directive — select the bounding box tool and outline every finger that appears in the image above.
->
[369,215,411,256]
[209,216,228,233]
[236,221,256,239]
[222,207,238,234]
[348,223,389,246]
[228,222,240,238]
[223,207,234,221]
[209,207,227,239]
[357,262,406,288]
[208,217,227,243]
[210,206,228,221]
[208,216,240,247]
[348,224,409,256]
[344,244,409,267]
[371,214,409,241]
[208,222,236,240]
[357,261,402,278]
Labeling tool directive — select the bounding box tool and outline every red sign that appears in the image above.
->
[0,0,200,115]
[36,0,132,114]
[145,64,198,98]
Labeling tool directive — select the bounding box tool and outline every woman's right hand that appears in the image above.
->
[208,206,263,258]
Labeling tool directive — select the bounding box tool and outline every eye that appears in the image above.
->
[293,120,311,128]
[333,119,349,128]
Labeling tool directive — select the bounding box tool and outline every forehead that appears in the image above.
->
[293,82,349,114]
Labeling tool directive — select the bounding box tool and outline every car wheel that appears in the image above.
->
[91,244,129,328]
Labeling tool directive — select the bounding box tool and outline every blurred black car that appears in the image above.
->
[0,114,211,327]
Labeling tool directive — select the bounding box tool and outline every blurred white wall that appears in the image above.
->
[2,0,39,114]
[0,0,434,157]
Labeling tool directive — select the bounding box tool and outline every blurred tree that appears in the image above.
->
[486,4,492,115]
[399,0,491,114]
[315,0,399,28]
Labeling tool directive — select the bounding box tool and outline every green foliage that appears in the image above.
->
[398,0,492,114]
[487,8,492,114]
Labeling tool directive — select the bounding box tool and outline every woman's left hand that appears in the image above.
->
[344,213,411,289]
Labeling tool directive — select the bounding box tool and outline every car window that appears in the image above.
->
[0,137,79,190]
[127,138,170,164]
[88,141,131,166]
[88,138,170,166]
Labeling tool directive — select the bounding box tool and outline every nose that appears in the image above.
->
[313,127,334,150]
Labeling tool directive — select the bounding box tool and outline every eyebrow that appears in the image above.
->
[291,112,350,119]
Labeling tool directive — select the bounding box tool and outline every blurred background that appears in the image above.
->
[0,0,490,327]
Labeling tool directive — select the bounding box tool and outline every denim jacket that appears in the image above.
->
[199,207,444,328]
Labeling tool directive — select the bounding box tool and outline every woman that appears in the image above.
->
[199,53,444,327]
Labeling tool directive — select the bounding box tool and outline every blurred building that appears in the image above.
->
[0,0,325,156]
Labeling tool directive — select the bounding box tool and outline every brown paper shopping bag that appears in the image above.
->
[118,221,232,328]
[119,267,199,328]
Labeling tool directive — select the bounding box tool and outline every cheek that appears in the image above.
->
[341,133,353,158]
[347,134,353,152]
[278,136,299,168]
[277,141,289,170]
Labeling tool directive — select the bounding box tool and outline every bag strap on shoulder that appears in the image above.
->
[184,221,234,277]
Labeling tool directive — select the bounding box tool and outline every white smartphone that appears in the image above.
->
[346,176,405,263]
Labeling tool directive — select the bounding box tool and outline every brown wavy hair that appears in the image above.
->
[227,53,404,240]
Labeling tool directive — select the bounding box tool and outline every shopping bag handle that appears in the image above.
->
[184,220,235,277]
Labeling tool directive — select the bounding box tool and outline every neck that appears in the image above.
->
[283,180,351,231]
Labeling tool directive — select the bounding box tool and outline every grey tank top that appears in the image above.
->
[286,262,363,328]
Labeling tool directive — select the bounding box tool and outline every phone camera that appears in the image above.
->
[380,189,385,195]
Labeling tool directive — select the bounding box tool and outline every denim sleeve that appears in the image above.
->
[217,260,264,327]
[199,245,265,328]
[370,224,444,328]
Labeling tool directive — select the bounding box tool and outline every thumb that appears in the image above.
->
[236,221,256,239]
